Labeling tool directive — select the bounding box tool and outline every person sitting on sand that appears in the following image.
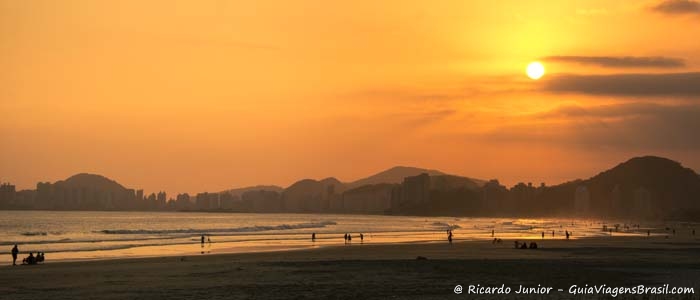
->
[514,241,520,249]
[36,252,44,263]
[529,242,537,249]
[24,252,36,265]
[520,243,527,249]
[11,244,19,266]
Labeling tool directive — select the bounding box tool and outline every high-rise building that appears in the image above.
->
[0,183,16,207]
[176,193,191,210]
[401,173,431,205]
[157,191,167,208]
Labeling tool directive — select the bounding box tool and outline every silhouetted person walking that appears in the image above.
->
[312,232,316,242]
[11,244,19,266]
[360,233,364,243]
[201,234,205,246]
[541,231,544,239]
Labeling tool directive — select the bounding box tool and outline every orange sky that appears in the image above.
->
[2,0,700,195]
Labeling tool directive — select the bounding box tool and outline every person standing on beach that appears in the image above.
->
[541,231,544,239]
[312,233,316,242]
[491,229,494,237]
[11,244,19,266]
[201,235,205,247]
[551,230,555,237]
[360,233,364,243]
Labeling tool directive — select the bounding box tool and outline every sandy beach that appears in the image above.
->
[2,235,699,300]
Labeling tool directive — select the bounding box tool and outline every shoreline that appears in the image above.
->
[4,233,698,267]
[3,235,700,299]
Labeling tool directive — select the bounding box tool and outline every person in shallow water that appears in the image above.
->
[11,244,19,266]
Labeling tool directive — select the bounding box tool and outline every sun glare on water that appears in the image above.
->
[526,62,545,80]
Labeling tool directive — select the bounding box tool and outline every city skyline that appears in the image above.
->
[2,155,699,221]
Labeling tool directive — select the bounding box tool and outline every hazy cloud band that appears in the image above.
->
[651,0,700,14]
[543,56,685,68]
[542,72,700,96]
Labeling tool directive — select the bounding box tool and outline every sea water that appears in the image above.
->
[0,210,661,263]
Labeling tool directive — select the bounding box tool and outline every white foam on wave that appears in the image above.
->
[97,221,338,235]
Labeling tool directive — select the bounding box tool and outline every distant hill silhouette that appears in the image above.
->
[348,166,485,188]
[430,174,483,191]
[535,156,700,219]
[282,177,345,213]
[53,173,128,192]
[223,185,284,198]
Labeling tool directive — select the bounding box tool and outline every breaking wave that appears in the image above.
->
[21,231,64,236]
[97,221,338,235]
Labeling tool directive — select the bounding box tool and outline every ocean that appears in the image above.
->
[0,211,661,264]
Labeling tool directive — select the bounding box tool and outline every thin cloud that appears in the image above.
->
[482,102,700,150]
[651,0,700,14]
[541,72,700,97]
[543,56,685,68]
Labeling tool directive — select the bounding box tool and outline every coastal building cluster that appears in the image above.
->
[1,157,695,219]
[0,173,655,218]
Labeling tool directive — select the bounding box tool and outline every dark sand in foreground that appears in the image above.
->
[2,236,699,299]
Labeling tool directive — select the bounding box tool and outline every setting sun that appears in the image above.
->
[526,61,545,80]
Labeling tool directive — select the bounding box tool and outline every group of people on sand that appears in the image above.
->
[343,233,364,244]
[200,234,212,246]
[514,241,538,249]
[10,244,46,266]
